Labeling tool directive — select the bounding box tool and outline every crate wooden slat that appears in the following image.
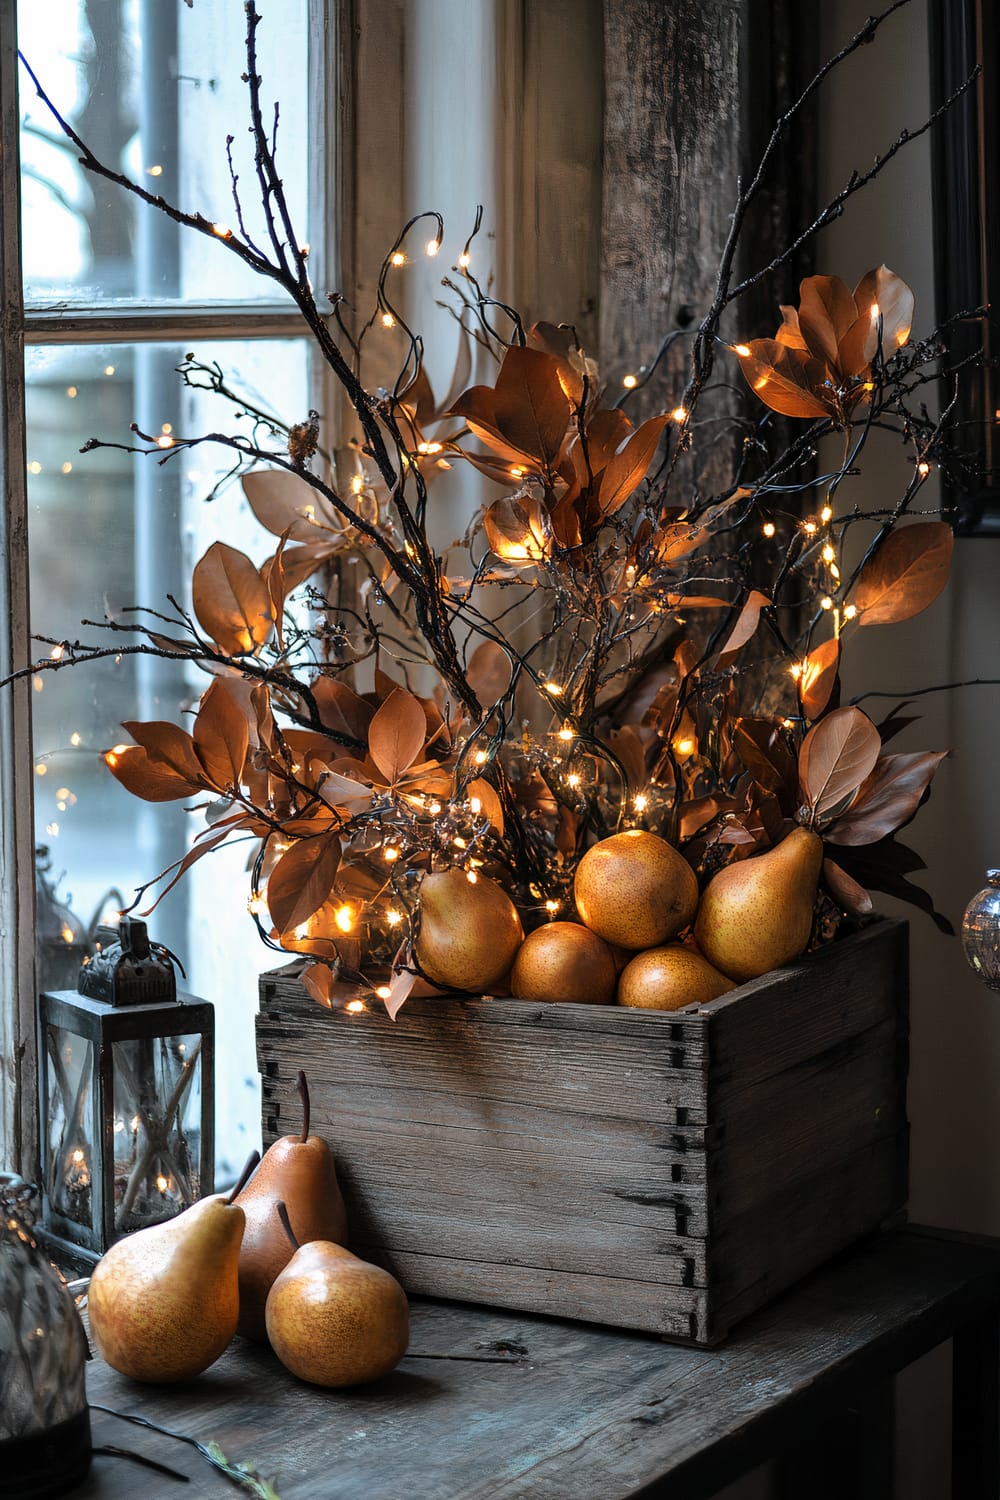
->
[257,918,909,1344]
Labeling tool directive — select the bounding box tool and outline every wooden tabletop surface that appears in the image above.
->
[77,1226,1000,1500]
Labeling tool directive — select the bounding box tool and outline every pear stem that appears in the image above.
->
[275,1199,300,1252]
[297,1070,310,1143]
[225,1149,261,1205]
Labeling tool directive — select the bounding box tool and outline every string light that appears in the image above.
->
[509,465,525,479]
[346,999,366,1013]
[820,505,833,523]
[35,762,47,776]
[32,677,43,693]
[426,238,441,257]
[334,905,354,933]
[211,223,232,239]
[103,365,115,376]
[802,519,817,536]
[61,462,72,474]
[466,870,478,884]
[458,251,471,268]
[350,474,365,495]
[381,312,395,328]
[822,543,836,563]
[429,801,442,816]
[622,374,638,389]
[383,846,400,862]
[27,461,41,475]
[566,773,581,788]
[918,461,931,477]
[66,386,77,398]
[386,909,403,926]
[375,984,392,1000]
[762,521,776,538]
[49,644,64,661]
[390,251,406,267]
[671,406,688,424]
[733,343,751,357]
[675,738,695,755]
[147,164,163,176]
[820,596,833,610]
[633,793,648,812]
[469,797,482,814]
[545,899,560,915]
[844,603,858,621]
[544,681,562,696]
[157,434,174,449]
[557,724,575,741]
[473,749,488,765]
[69,732,81,746]
[789,663,802,680]
[416,441,443,455]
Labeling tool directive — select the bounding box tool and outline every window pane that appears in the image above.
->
[28,338,310,1175]
[19,0,308,306]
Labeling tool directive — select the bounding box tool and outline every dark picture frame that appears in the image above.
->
[930,0,1000,533]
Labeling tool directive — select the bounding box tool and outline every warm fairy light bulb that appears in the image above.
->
[70,732,81,746]
[157,434,174,449]
[161,423,172,435]
[61,461,73,474]
[544,681,562,696]
[622,374,638,389]
[675,738,695,755]
[820,596,833,610]
[346,999,365,1013]
[870,301,881,322]
[375,985,392,1000]
[830,563,841,581]
[50,644,64,661]
[918,461,931,477]
[294,921,310,941]
[452,836,467,849]
[247,894,265,915]
[557,724,575,741]
[802,520,817,536]
[458,251,471,268]
[66,386,77,398]
[212,222,232,238]
[473,749,488,765]
[386,909,403,926]
[822,544,836,563]
[27,461,41,475]
[426,238,440,257]
[71,1149,85,1166]
[671,406,688,423]
[334,905,355,933]
[633,793,648,812]
[469,797,482,814]
[466,870,478,884]
[429,801,442,816]
[566,773,581,788]
[789,663,803,680]
[350,473,365,495]
[147,164,163,176]
[820,504,833,523]
[103,365,115,376]
[844,603,858,620]
[381,312,395,328]
[762,521,776,538]
[390,251,406,267]
[416,441,443,455]
[545,899,560,915]
[734,343,751,357]
[383,846,400,862]
[509,465,525,479]
[61,924,74,944]
[156,1174,169,1193]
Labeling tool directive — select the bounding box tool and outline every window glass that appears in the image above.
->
[19,0,309,306]
[28,338,310,1173]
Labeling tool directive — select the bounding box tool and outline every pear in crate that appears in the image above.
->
[694,826,824,983]
[415,868,523,992]
[617,943,734,1010]
[234,1070,348,1341]
[266,1203,409,1387]
[88,1151,259,1382]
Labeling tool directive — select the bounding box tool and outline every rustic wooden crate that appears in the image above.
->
[256,918,908,1345]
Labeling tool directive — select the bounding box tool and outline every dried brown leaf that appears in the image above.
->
[491,345,572,469]
[266,836,343,938]
[467,640,512,709]
[800,636,841,720]
[598,414,669,516]
[798,706,882,821]
[242,469,337,540]
[368,688,428,784]
[852,265,914,362]
[105,743,202,802]
[825,749,948,846]
[735,339,833,420]
[382,968,417,1021]
[483,494,553,564]
[797,275,859,365]
[467,776,504,835]
[854,521,953,626]
[193,678,250,793]
[822,856,874,917]
[718,590,770,657]
[192,541,272,655]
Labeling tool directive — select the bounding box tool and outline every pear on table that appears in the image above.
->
[87,1149,259,1383]
[266,1201,409,1388]
[694,826,824,983]
[234,1070,349,1341]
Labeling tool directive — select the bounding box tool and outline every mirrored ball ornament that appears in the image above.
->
[961,870,1000,991]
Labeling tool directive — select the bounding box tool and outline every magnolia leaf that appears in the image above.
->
[467,639,512,709]
[310,678,374,745]
[582,407,634,474]
[822,857,874,917]
[193,678,250,793]
[825,750,948,846]
[315,765,374,813]
[735,339,833,420]
[800,636,841,720]
[368,688,427,784]
[775,304,808,351]
[797,275,859,366]
[382,968,417,1021]
[491,345,572,469]
[525,321,591,407]
[300,962,337,1009]
[192,541,272,655]
[483,494,553,564]
[266,836,343,938]
[242,469,337,541]
[733,718,796,795]
[120,719,205,786]
[854,521,953,626]
[105,744,201,802]
[597,414,669,516]
[853,265,915,361]
[605,724,653,792]
[799,705,882,821]
[467,776,504,835]
[830,835,954,935]
[718,590,770,657]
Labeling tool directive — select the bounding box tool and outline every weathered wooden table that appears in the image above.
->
[76,1227,1000,1500]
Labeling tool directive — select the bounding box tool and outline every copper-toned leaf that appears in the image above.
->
[854,521,953,626]
[525,321,591,407]
[382,968,416,1021]
[192,541,272,655]
[830,836,954,935]
[242,469,338,541]
[192,678,250,793]
[105,743,201,802]
[311,677,374,744]
[800,636,841,720]
[799,706,882,821]
[822,856,874,917]
[597,414,669,516]
[582,407,634,474]
[718,590,770,658]
[825,750,948,846]
[266,835,343,938]
[491,345,572,469]
[852,265,914,362]
[775,304,808,351]
[733,718,796,795]
[467,640,512,709]
[300,961,337,1009]
[797,275,859,366]
[483,494,553,564]
[120,719,204,786]
[735,339,833,420]
[368,687,427,784]
[315,765,374,813]
[467,776,504,835]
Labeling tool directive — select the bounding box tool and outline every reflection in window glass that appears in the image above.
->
[28,339,309,1174]
[19,0,308,305]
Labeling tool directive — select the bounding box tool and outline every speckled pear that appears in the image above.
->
[694,827,824,983]
[415,869,523,992]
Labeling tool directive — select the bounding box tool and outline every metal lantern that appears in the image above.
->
[39,918,214,1263]
[962,869,1000,991]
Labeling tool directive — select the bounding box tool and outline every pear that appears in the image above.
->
[694,826,824,982]
[234,1071,349,1341]
[574,830,698,950]
[265,1202,409,1387]
[617,943,734,1010]
[415,868,523,992]
[510,921,617,1003]
[88,1150,259,1383]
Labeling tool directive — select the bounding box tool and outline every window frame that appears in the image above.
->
[0,0,341,1176]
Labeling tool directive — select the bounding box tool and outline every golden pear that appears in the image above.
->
[415,868,523,992]
[694,826,824,982]
[574,829,698,950]
[234,1072,349,1342]
[88,1152,258,1383]
[617,943,734,1010]
[510,921,617,1003]
[265,1205,409,1388]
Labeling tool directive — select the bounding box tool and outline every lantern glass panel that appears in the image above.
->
[111,1032,204,1234]
[43,1022,95,1234]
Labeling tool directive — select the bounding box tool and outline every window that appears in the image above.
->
[1,0,328,1178]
